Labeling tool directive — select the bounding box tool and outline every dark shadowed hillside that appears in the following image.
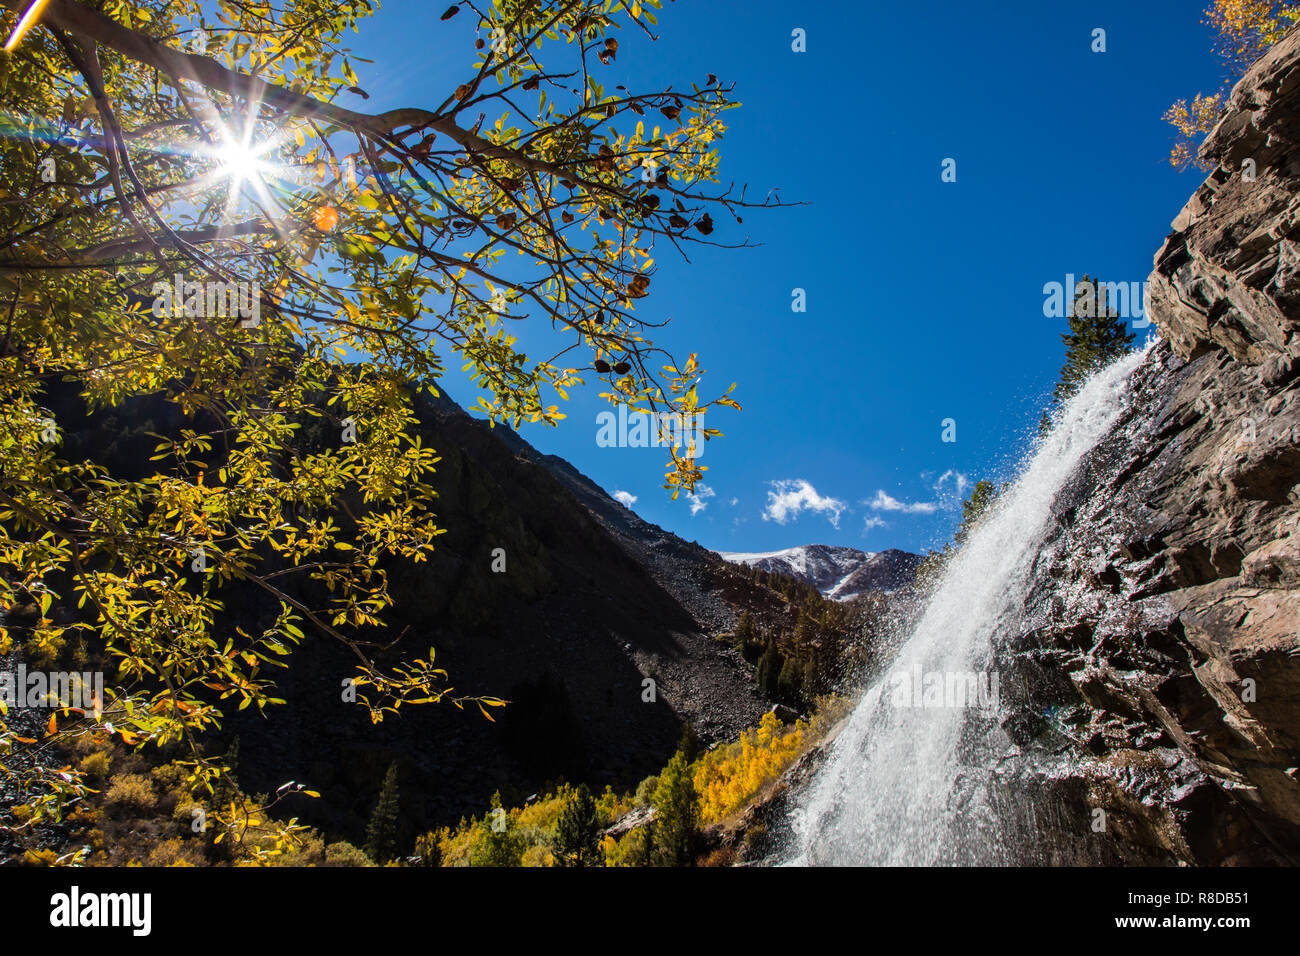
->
[19,374,799,848]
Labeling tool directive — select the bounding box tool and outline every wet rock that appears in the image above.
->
[1004,28,1300,864]
[1004,328,1300,862]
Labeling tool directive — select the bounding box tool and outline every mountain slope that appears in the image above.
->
[19,376,785,854]
[228,384,776,840]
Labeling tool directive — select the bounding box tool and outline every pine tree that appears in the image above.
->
[793,611,815,648]
[800,658,819,703]
[1049,275,1136,410]
[365,762,401,863]
[735,610,764,662]
[734,610,757,655]
[553,784,603,867]
[777,657,803,708]
[756,640,783,699]
[953,480,998,546]
[676,721,703,763]
[650,751,699,866]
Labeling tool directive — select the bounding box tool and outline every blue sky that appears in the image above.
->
[346,0,1225,556]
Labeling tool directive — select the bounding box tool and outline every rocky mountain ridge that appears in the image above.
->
[717,545,923,600]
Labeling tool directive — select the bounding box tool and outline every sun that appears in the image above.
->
[211,132,276,201]
[215,140,272,186]
[199,109,295,223]
[192,105,310,233]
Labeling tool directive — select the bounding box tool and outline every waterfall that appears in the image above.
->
[784,348,1148,866]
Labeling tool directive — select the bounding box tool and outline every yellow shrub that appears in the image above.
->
[104,773,157,814]
[693,712,808,824]
[521,844,554,867]
[596,785,632,822]
[275,831,327,866]
[323,841,372,867]
[603,827,650,867]
[149,763,186,793]
[22,631,65,668]
[516,790,569,832]
[78,751,111,782]
[147,838,203,866]
[691,698,849,825]
[429,824,474,867]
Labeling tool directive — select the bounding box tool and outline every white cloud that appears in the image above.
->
[862,515,888,531]
[613,490,638,508]
[728,497,739,507]
[932,470,971,502]
[763,479,847,528]
[686,483,715,516]
[867,490,938,514]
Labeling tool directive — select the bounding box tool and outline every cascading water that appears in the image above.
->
[785,348,1149,866]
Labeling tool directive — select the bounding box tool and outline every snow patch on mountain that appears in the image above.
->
[716,544,922,600]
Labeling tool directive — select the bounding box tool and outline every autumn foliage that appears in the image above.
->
[0,0,760,864]
[694,700,847,825]
[1165,1,1300,169]
[403,696,848,866]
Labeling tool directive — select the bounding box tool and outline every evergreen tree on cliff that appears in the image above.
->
[953,480,998,546]
[1041,276,1135,432]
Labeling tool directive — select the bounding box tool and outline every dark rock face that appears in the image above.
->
[999,30,1300,865]
[222,387,772,842]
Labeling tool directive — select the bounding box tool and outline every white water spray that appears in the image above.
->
[787,348,1148,865]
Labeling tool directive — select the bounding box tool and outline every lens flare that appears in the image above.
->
[4,0,54,53]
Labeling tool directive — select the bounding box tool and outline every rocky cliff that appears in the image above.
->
[998,28,1300,865]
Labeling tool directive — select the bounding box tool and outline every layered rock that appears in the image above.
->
[999,27,1300,864]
